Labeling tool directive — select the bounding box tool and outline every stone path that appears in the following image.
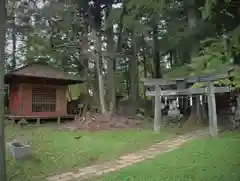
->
[46,128,208,181]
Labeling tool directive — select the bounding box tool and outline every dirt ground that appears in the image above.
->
[60,112,142,132]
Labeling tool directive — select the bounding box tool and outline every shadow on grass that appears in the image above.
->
[20,154,42,164]
[7,154,42,181]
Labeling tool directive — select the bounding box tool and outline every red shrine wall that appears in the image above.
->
[9,84,20,115]
[9,83,68,117]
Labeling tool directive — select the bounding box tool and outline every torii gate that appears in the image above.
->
[142,71,233,137]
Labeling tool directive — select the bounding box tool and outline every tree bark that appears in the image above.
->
[106,6,116,113]
[201,96,208,123]
[106,29,116,112]
[129,30,139,107]
[0,0,6,180]
[95,31,106,113]
[187,0,202,122]
[82,21,90,95]
[152,23,161,78]
[191,96,201,123]
[169,50,173,68]
[92,60,100,104]
[142,45,148,99]
[126,73,130,99]
[11,16,16,70]
[67,87,72,101]
[105,3,125,113]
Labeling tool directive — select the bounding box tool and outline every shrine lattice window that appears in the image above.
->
[32,87,56,112]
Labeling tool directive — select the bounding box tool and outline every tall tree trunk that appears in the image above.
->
[142,45,148,99]
[191,96,201,122]
[106,28,116,112]
[0,0,6,180]
[95,31,106,113]
[151,22,161,115]
[93,60,100,104]
[187,0,202,122]
[126,71,130,99]
[129,30,139,107]
[82,21,90,95]
[201,96,208,122]
[106,3,125,112]
[106,6,116,113]
[11,16,16,70]
[152,23,161,78]
[169,50,174,68]
[67,87,72,101]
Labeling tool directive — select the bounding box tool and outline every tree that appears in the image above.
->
[0,0,6,180]
[4,0,240,124]
[186,0,202,122]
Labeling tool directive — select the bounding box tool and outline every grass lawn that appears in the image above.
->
[93,131,240,181]
[5,125,170,181]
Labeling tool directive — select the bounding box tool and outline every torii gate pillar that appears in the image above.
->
[207,82,218,137]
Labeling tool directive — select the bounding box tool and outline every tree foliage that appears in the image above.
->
[4,0,240,111]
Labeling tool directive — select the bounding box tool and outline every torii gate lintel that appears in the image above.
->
[143,74,232,137]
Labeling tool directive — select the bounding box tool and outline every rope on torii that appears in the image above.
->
[142,71,234,137]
